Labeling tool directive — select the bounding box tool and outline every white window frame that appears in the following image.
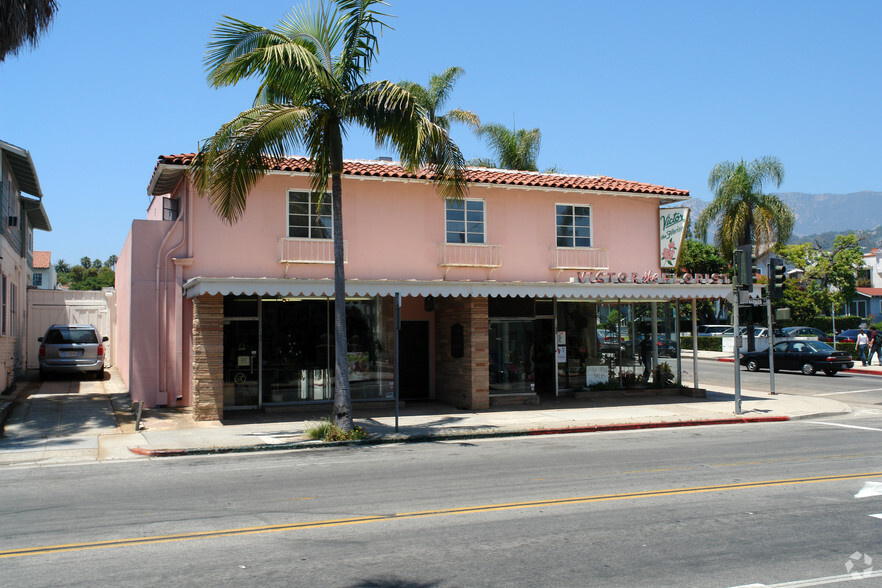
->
[2,274,7,336]
[287,190,333,240]
[445,198,486,245]
[555,203,592,248]
[33,272,42,287]
[10,283,16,337]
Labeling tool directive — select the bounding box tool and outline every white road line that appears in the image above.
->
[855,482,882,498]
[870,513,882,519]
[816,388,882,396]
[805,421,882,432]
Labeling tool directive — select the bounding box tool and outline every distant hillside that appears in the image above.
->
[674,191,882,243]
[795,226,882,250]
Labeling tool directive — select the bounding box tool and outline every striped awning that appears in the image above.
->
[182,276,733,302]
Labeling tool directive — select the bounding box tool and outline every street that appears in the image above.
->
[686,359,882,406]
[4,406,882,587]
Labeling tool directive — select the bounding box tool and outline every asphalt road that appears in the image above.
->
[4,412,882,587]
[686,359,882,407]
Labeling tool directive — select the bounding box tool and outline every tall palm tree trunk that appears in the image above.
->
[329,128,353,430]
[331,172,352,429]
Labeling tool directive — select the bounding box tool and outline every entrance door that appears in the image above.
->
[223,319,259,408]
[489,319,535,395]
[399,320,430,399]
[533,318,556,395]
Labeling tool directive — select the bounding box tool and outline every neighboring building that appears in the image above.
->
[116,155,730,420]
[0,140,52,389]
[845,249,882,321]
[31,250,57,289]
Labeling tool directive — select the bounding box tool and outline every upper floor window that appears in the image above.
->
[556,204,591,247]
[33,273,42,287]
[288,191,332,239]
[446,199,485,244]
[162,197,179,221]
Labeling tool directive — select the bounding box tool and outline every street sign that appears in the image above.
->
[744,297,767,307]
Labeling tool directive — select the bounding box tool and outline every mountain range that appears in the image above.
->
[677,191,882,249]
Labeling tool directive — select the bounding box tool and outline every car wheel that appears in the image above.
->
[95,369,105,381]
[746,359,760,372]
[802,362,816,376]
[823,369,837,376]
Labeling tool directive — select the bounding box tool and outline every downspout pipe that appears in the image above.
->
[154,181,186,406]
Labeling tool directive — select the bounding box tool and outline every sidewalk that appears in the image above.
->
[0,353,862,466]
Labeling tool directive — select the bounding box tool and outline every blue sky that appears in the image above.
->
[1,0,880,266]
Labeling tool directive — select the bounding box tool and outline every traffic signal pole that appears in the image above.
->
[766,284,776,395]
[733,248,744,415]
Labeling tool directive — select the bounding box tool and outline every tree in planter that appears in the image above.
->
[190,0,469,431]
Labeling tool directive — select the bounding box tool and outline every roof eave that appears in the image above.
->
[0,139,43,198]
[147,163,187,196]
[21,196,51,231]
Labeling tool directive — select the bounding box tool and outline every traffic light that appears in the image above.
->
[750,249,759,289]
[769,257,786,299]
[734,244,754,292]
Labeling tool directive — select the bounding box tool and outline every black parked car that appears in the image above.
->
[830,328,862,343]
[740,339,854,376]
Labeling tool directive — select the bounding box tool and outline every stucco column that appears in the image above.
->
[192,294,223,421]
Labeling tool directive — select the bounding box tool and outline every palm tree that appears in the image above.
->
[695,156,794,259]
[474,123,541,171]
[54,259,70,274]
[190,0,468,431]
[0,0,58,62]
[397,66,479,163]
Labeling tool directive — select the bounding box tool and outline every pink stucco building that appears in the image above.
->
[116,155,730,420]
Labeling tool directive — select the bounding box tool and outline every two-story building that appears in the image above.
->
[849,248,882,321]
[0,140,52,390]
[116,155,730,420]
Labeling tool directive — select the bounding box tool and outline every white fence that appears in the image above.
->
[26,289,115,370]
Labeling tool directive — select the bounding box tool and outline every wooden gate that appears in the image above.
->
[26,289,115,369]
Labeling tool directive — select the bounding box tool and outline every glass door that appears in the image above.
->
[223,319,259,408]
[489,319,535,395]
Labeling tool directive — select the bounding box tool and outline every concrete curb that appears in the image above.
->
[127,416,791,458]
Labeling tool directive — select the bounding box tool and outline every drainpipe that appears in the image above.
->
[155,183,186,406]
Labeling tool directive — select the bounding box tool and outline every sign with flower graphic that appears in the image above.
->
[659,207,689,269]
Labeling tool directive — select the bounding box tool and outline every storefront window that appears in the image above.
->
[556,300,680,392]
[221,295,394,407]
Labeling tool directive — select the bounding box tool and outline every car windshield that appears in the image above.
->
[45,328,98,345]
[803,340,833,352]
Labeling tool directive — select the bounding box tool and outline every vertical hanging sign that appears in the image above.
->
[659,207,689,269]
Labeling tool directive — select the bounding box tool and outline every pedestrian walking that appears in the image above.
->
[857,328,869,366]
[870,327,882,366]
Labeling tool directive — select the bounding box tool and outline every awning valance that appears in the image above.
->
[182,277,734,302]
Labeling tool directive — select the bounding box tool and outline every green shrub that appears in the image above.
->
[305,418,368,442]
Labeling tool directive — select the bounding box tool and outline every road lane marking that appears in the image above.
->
[855,481,882,498]
[806,421,882,432]
[3,470,882,559]
[733,569,882,586]
[816,388,882,396]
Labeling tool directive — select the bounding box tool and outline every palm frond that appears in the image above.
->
[0,0,58,61]
[429,66,465,111]
[190,104,311,222]
[337,0,391,88]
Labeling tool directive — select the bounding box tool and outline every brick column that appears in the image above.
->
[435,296,489,409]
[192,294,224,421]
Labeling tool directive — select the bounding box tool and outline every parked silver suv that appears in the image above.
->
[38,324,108,380]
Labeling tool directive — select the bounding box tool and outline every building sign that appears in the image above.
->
[576,271,730,285]
[659,207,689,269]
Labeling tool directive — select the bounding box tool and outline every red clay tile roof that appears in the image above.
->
[33,250,51,269]
[857,287,882,297]
[152,154,689,198]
